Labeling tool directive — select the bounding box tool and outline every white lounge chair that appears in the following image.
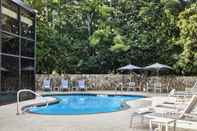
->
[186,81,197,93]
[173,81,197,96]
[42,79,51,91]
[60,79,69,91]
[191,80,197,88]
[145,95,197,131]
[77,80,86,90]
[155,89,178,109]
[130,94,197,128]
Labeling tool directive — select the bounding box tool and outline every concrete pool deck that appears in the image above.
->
[0,91,197,131]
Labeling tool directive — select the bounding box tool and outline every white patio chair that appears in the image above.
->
[60,79,69,91]
[154,81,162,93]
[78,80,86,91]
[87,80,96,90]
[42,79,52,91]
[127,81,136,91]
[145,80,154,92]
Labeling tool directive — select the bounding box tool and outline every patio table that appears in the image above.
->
[149,117,176,131]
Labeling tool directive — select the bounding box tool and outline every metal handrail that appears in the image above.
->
[16,89,48,115]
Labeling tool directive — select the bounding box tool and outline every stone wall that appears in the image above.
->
[36,74,197,91]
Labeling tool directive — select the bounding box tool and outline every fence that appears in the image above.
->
[36,74,197,92]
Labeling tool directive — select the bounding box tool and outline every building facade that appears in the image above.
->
[0,0,36,102]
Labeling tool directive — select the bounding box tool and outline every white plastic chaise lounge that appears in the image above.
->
[173,81,197,96]
[42,79,52,91]
[144,95,197,119]
[130,92,197,128]
[144,95,197,131]
[143,95,197,131]
[151,89,176,106]
[78,80,86,91]
[155,89,181,109]
[187,81,197,92]
[60,79,69,91]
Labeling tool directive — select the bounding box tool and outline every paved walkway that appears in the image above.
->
[0,91,196,131]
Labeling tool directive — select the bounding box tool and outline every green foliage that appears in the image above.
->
[175,3,197,75]
[25,0,197,75]
[111,35,129,52]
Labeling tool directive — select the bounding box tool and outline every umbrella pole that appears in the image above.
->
[156,69,160,93]
[129,72,131,91]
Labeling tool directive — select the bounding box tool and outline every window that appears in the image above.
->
[21,39,34,57]
[0,0,36,101]
[21,9,34,39]
[1,55,19,92]
[1,0,19,34]
[1,33,19,55]
[21,59,35,89]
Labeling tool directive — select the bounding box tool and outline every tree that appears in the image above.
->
[24,0,197,75]
[175,3,197,75]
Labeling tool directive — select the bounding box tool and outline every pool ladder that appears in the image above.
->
[17,89,48,115]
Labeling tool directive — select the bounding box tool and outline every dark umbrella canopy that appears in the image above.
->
[144,63,173,92]
[118,64,142,71]
[117,64,142,86]
[144,63,172,71]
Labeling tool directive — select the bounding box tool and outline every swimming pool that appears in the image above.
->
[29,94,143,115]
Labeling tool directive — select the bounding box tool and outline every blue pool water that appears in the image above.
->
[29,94,143,115]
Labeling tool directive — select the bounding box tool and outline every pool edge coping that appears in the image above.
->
[22,92,146,116]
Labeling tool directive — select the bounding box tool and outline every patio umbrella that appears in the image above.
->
[117,64,142,87]
[144,63,173,92]
[117,64,142,71]
[144,63,172,74]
